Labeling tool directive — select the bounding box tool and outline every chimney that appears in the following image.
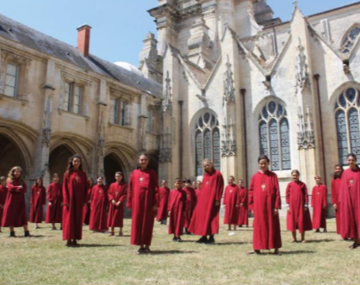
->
[77,24,91,57]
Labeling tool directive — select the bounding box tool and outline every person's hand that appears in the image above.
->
[18,185,23,189]
[112,200,116,205]
[333,204,337,210]
[236,204,239,208]
[251,210,254,215]
[274,209,278,216]
[48,202,52,206]
[168,211,171,217]
[304,207,308,211]
[287,208,290,213]
[116,201,121,206]
[215,201,220,207]
[240,203,244,207]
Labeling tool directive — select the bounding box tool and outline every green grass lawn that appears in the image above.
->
[0,218,358,285]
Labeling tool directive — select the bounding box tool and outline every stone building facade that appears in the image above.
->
[1,0,360,216]
[139,0,360,215]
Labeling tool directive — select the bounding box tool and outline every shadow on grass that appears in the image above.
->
[16,235,45,239]
[150,250,197,255]
[214,241,251,245]
[79,243,124,248]
[279,250,316,255]
[305,239,335,243]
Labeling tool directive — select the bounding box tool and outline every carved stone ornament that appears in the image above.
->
[159,133,172,163]
[223,56,236,106]
[42,98,51,147]
[295,38,310,94]
[297,106,315,149]
[162,71,173,116]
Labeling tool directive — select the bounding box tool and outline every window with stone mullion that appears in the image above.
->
[4,63,19,97]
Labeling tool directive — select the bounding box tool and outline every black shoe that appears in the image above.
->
[10,231,15,238]
[172,237,178,242]
[177,237,182,242]
[207,236,215,244]
[349,243,359,249]
[196,236,208,243]
[24,231,31,237]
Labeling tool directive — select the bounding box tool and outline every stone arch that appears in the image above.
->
[340,23,360,54]
[49,145,75,183]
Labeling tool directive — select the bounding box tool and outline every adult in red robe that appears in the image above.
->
[237,179,248,227]
[331,165,343,235]
[108,171,127,236]
[62,155,88,247]
[45,173,62,230]
[223,176,239,231]
[29,177,46,228]
[168,179,186,241]
[127,153,159,254]
[156,180,170,225]
[83,178,94,225]
[89,177,108,232]
[183,179,196,234]
[189,159,224,244]
[249,155,281,255]
[1,166,30,237]
[311,176,327,232]
[339,153,360,249]
[0,176,8,233]
[286,170,312,243]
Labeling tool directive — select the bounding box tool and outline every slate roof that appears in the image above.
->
[0,13,162,97]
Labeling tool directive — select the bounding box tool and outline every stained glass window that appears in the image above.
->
[280,119,291,170]
[341,25,360,53]
[258,101,290,171]
[334,88,360,165]
[213,128,221,170]
[194,112,221,176]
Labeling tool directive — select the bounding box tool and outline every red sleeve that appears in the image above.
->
[167,192,173,212]
[108,185,113,202]
[223,187,227,205]
[62,174,70,205]
[248,177,254,211]
[304,184,309,205]
[153,170,159,208]
[215,172,224,202]
[47,184,53,202]
[311,187,315,207]
[105,186,109,207]
[83,172,88,202]
[274,175,281,210]
[285,183,290,205]
[30,186,35,204]
[241,189,247,204]
[331,180,337,205]
[323,186,328,207]
[120,185,127,202]
[126,173,133,208]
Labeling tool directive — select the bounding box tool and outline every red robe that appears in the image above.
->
[249,170,282,250]
[286,181,312,233]
[107,182,127,228]
[237,187,249,226]
[45,182,63,223]
[126,168,159,246]
[83,187,92,225]
[29,185,46,223]
[0,185,8,225]
[339,168,360,239]
[2,180,28,227]
[62,169,88,241]
[189,170,224,236]
[89,185,109,231]
[183,187,196,228]
[311,184,327,229]
[156,187,170,221]
[331,177,342,234]
[168,189,186,236]
[223,184,239,225]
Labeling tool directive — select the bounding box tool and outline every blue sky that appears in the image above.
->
[0,0,356,66]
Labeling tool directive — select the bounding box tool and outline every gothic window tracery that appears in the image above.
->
[258,101,291,171]
[335,87,360,165]
[341,24,360,53]
[194,111,220,176]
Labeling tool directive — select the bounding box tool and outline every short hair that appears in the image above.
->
[229,176,235,180]
[291,169,300,175]
[115,171,123,176]
[238,179,243,182]
[202,159,213,165]
[258,155,270,163]
[183,178,192,184]
[347,153,357,161]
[314,175,321,179]
[174,178,182,183]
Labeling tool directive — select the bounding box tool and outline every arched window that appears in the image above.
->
[335,88,360,165]
[258,101,291,171]
[341,24,360,53]
[194,112,220,176]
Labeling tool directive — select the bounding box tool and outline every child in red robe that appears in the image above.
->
[156,180,170,225]
[183,179,196,234]
[331,164,343,235]
[0,176,8,233]
[83,177,94,225]
[45,173,62,230]
[168,178,186,242]
[29,177,46,229]
[108,171,127,236]
[223,176,239,231]
[127,153,159,255]
[237,179,248,227]
[2,166,30,237]
[62,154,88,247]
[286,170,312,243]
[311,175,327,233]
[249,155,281,255]
[89,177,108,232]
